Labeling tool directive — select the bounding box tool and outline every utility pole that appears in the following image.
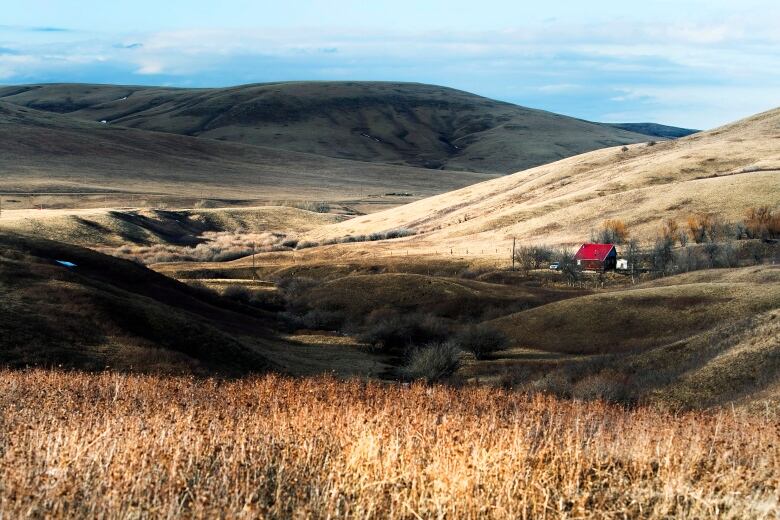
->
[511,237,516,271]
[251,242,256,282]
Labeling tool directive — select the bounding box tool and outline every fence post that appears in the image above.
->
[511,237,516,271]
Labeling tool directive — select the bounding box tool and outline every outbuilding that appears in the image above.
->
[574,243,617,271]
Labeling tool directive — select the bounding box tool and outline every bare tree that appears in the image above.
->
[624,239,641,283]
[595,219,629,244]
[557,248,581,286]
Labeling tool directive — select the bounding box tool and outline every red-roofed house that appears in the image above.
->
[574,243,617,271]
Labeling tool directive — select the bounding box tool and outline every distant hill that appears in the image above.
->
[604,122,699,139]
[0,81,656,174]
[0,101,492,200]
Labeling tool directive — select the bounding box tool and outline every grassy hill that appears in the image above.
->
[488,266,780,355]
[0,232,280,373]
[457,265,780,408]
[0,206,342,247]
[310,107,780,249]
[0,82,656,174]
[0,100,493,201]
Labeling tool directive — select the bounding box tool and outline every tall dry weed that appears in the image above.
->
[0,370,777,518]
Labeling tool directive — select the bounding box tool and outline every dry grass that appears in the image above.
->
[489,266,780,355]
[104,231,285,264]
[0,96,495,202]
[307,107,780,254]
[0,206,343,248]
[0,370,778,519]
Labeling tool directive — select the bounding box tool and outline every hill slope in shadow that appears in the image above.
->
[0,232,279,374]
[0,101,492,199]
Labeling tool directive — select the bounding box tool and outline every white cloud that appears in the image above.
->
[0,19,778,128]
[135,61,164,74]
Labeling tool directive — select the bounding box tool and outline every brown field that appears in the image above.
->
[1,370,778,519]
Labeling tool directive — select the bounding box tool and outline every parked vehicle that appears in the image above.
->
[549,262,560,270]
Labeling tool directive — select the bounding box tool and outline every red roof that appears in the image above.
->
[574,243,616,261]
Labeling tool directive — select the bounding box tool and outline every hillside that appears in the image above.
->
[310,107,780,249]
[0,82,656,174]
[0,206,343,247]
[0,232,279,373]
[447,265,780,408]
[0,101,492,200]
[489,266,780,355]
[604,122,699,139]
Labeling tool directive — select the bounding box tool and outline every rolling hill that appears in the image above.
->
[309,107,780,249]
[484,265,780,408]
[0,232,277,373]
[0,100,492,200]
[0,81,659,174]
[0,206,343,247]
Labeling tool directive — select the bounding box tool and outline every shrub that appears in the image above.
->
[571,372,631,403]
[514,245,555,272]
[660,219,679,246]
[194,199,219,208]
[650,237,674,274]
[276,276,320,313]
[276,200,331,213]
[744,206,780,239]
[455,325,508,360]
[530,370,573,397]
[223,285,252,303]
[282,238,299,248]
[687,214,710,244]
[104,231,284,264]
[301,309,347,330]
[401,342,462,382]
[556,249,581,286]
[318,228,419,245]
[674,246,702,272]
[383,228,415,240]
[296,241,319,250]
[248,290,286,312]
[186,280,217,298]
[592,219,629,244]
[358,310,450,351]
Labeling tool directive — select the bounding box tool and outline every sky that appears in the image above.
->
[1,0,779,129]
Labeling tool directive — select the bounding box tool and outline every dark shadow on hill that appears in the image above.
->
[0,232,281,375]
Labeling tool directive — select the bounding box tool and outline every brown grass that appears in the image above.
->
[307,107,780,255]
[489,268,780,355]
[1,370,778,518]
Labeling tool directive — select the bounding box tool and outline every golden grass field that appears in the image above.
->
[1,370,779,519]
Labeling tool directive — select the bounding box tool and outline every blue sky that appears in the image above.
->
[1,0,778,128]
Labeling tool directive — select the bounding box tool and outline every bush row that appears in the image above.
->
[295,228,416,250]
